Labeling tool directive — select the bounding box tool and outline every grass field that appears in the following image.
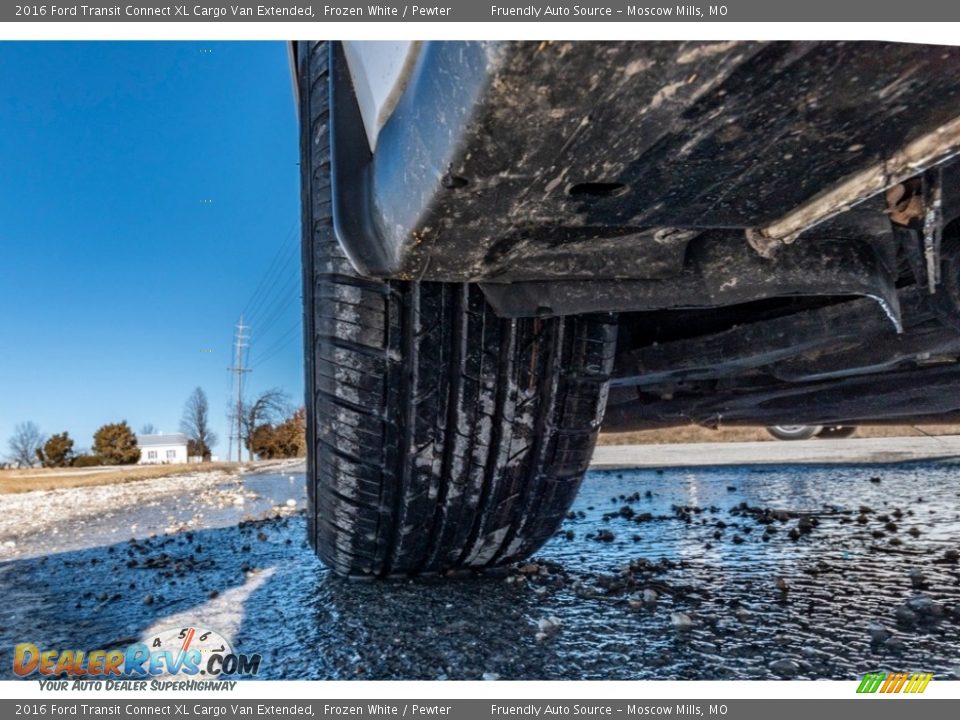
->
[0,462,249,494]
[4,424,957,494]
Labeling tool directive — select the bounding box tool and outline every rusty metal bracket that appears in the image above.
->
[746,116,960,257]
[888,169,945,297]
[922,167,944,292]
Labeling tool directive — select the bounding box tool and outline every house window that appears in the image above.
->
[166,449,176,460]
[147,451,157,460]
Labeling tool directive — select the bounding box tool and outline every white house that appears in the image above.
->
[137,433,189,465]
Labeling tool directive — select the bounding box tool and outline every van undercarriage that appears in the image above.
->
[295,40,960,575]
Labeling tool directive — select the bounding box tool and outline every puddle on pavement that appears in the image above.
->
[238,470,306,508]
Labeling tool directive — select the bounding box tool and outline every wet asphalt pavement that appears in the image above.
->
[1,458,959,681]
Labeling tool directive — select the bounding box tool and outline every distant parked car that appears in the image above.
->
[767,425,858,441]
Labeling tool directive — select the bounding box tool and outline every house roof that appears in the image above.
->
[137,433,189,447]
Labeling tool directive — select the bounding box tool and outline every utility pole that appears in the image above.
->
[228,315,250,462]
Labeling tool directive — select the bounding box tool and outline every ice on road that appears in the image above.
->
[1,453,959,680]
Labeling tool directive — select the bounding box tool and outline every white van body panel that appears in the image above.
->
[342,41,422,150]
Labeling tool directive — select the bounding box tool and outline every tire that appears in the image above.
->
[816,425,857,439]
[766,425,822,441]
[299,42,618,577]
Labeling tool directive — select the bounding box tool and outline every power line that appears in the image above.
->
[247,274,301,346]
[243,226,300,329]
[249,318,302,369]
[242,246,294,326]
[244,265,302,364]
[241,222,299,322]
[246,260,300,334]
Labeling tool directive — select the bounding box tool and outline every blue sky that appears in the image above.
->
[0,42,303,459]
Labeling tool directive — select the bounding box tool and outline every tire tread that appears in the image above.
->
[300,41,616,576]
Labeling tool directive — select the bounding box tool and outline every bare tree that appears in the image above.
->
[236,388,289,461]
[181,387,217,461]
[7,421,45,468]
[140,423,157,435]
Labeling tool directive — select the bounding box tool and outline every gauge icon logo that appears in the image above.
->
[148,626,233,676]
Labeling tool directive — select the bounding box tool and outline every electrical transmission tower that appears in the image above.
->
[227,315,250,462]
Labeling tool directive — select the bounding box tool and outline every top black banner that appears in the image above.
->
[6,0,960,22]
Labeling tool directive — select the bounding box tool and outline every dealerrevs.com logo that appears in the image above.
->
[857,672,933,694]
[13,626,261,683]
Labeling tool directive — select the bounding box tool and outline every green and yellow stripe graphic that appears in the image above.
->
[857,672,932,694]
